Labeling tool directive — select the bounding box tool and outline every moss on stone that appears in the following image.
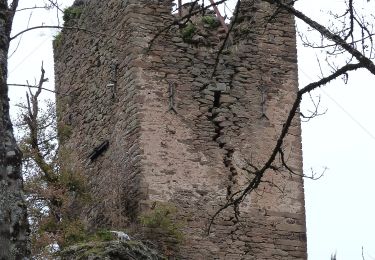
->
[57,123,72,143]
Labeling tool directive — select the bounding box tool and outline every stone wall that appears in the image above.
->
[54,0,307,259]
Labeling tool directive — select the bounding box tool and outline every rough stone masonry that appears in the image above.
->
[54,0,307,259]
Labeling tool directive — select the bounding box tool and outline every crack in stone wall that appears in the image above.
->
[203,83,239,200]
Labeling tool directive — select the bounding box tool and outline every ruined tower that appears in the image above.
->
[54,0,307,258]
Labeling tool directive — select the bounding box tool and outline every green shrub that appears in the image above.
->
[140,203,184,242]
[62,220,87,247]
[202,16,220,28]
[62,224,115,247]
[181,22,197,42]
[63,6,82,23]
[59,170,88,197]
[93,230,114,242]
[53,33,63,49]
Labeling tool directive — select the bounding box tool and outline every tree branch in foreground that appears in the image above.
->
[8,83,56,94]
[266,0,375,74]
[10,25,110,41]
[208,62,363,234]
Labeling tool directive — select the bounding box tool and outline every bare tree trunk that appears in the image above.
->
[0,1,30,259]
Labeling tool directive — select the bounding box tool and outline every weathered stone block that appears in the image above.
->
[206,82,229,92]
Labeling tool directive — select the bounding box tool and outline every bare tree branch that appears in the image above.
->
[9,12,32,58]
[7,84,55,94]
[16,6,48,12]
[266,0,375,73]
[23,63,56,183]
[212,0,240,77]
[208,61,363,233]
[46,0,63,13]
[10,25,110,41]
[9,0,19,13]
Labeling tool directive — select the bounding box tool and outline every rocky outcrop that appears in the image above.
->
[59,241,165,260]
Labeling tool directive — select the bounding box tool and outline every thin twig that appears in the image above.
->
[10,25,110,41]
[7,84,55,94]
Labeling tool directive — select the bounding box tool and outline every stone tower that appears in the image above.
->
[54,0,307,259]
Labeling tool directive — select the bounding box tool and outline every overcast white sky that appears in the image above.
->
[7,0,375,259]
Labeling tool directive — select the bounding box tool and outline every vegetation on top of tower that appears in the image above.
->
[181,22,197,42]
[63,6,83,24]
[201,15,220,28]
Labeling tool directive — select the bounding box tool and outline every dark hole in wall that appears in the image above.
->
[88,140,109,162]
[213,91,221,108]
